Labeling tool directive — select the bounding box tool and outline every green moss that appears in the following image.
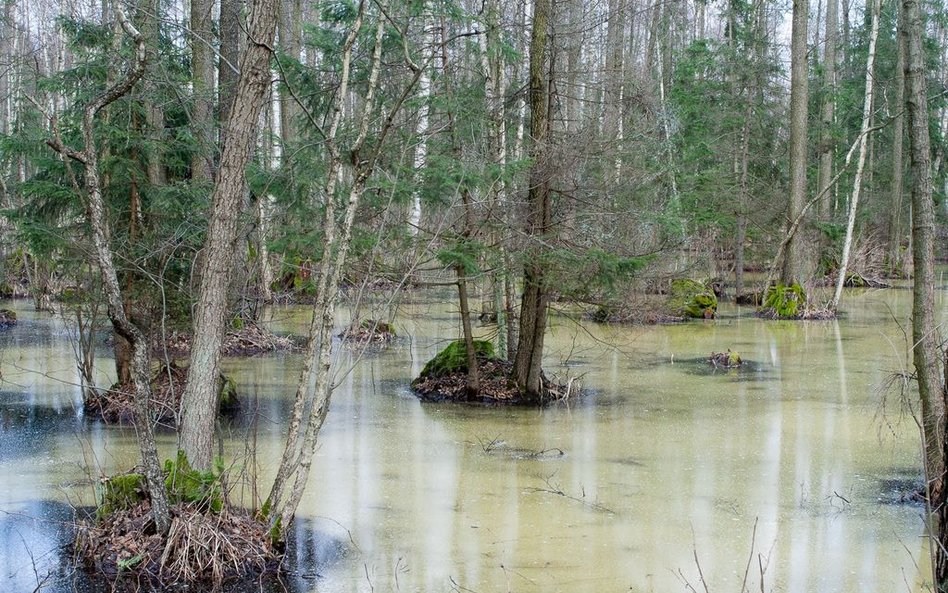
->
[117,554,144,571]
[217,374,239,412]
[419,339,495,378]
[762,284,806,318]
[97,473,146,519]
[667,279,717,319]
[0,309,16,324]
[164,451,224,513]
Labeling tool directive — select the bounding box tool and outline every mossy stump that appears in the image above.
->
[667,279,718,319]
[0,308,16,328]
[709,350,743,368]
[418,339,496,379]
[759,284,806,319]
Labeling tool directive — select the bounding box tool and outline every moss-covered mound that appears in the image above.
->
[0,308,16,328]
[758,284,806,319]
[667,279,717,319]
[86,363,239,424]
[709,350,743,368]
[418,339,496,378]
[411,340,579,404]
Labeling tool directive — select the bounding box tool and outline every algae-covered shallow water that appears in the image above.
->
[0,285,943,592]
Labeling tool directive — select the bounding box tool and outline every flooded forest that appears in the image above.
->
[1,0,947,591]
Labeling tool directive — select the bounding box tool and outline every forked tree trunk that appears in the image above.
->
[266,4,426,528]
[903,0,948,585]
[178,0,278,470]
[47,4,170,534]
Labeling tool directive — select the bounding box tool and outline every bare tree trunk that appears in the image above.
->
[904,0,948,584]
[781,0,809,285]
[817,0,838,218]
[513,0,552,400]
[278,0,301,149]
[46,4,170,534]
[830,0,880,310]
[888,0,906,273]
[604,0,626,181]
[179,0,278,470]
[219,0,242,127]
[190,0,214,181]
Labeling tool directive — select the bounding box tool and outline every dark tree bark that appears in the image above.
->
[888,0,906,273]
[513,0,552,401]
[817,0,837,218]
[190,0,214,181]
[219,0,243,127]
[781,0,808,285]
[903,0,948,585]
[278,0,301,148]
[179,0,278,470]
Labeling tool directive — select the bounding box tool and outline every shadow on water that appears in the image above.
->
[0,499,351,593]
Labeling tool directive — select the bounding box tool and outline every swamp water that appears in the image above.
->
[0,286,943,592]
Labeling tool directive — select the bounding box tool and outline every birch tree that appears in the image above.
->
[829,0,880,309]
[43,2,171,534]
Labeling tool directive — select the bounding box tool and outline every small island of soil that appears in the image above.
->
[160,321,297,358]
[411,340,577,404]
[75,453,280,589]
[85,362,238,424]
[709,350,743,368]
[338,319,397,344]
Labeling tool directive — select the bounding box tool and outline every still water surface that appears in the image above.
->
[0,286,943,592]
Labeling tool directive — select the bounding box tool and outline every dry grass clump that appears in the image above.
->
[75,501,279,590]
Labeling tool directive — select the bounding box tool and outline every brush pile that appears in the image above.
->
[338,319,397,345]
[75,501,279,588]
[158,322,297,358]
